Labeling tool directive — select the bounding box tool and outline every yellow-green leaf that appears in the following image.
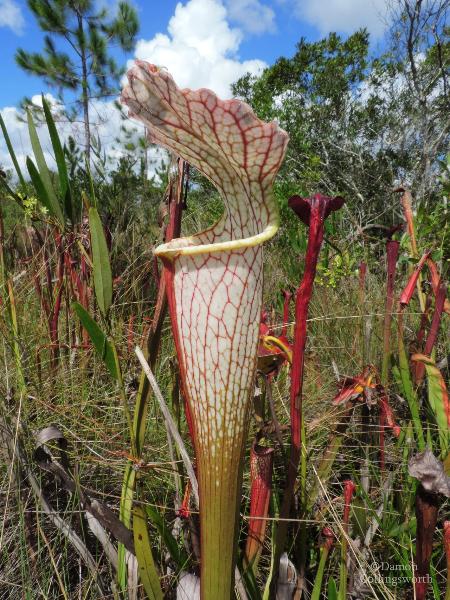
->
[89,207,112,316]
[133,505,163,600]
[72,302,117,379]
[412,353,449,457]
[27,109,64,225]
[42,96,73,223]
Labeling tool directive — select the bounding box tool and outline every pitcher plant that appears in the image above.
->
[122,60,288,598]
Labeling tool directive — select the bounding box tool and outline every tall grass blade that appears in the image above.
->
[327,577,338,600]
[27,109,64,225]
[118,467,136,591]
[311,545,332,600]
[89,207,112,316]
[42,96,73,223]
[395,316,425,450]
[133,505,163,600]
[412,353,450,457]
[26,157,57,218]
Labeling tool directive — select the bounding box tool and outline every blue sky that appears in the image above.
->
[0,0,389,170]
[0,0,388,106]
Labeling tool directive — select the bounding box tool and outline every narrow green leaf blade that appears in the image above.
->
[412,353,449,457]
[0,113,26,189]
[72,302,117,379]
[133,505,163,600]
[27,109,64,225]
[26,157,54,216]
[89,207,112,316]
[118,465,136,591]
[327,577,338,600]
[397,334,425,450]
[42,96,73,223]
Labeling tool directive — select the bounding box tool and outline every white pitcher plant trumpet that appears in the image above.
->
[122,60,288,599]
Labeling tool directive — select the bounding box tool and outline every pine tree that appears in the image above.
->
[16,0,139,162]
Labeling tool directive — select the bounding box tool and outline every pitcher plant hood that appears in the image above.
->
[121,61,288,598]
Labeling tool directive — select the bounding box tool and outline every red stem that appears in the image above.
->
[162,161,195,442]
[281,202,324,516]
[427,258,450,315]
[266,195,344,594]
[343,479,356,532]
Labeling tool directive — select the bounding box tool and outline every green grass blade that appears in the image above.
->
[72,302,117,379]
[396,331,425,450]
[27,110,64,225]
[0,113,26,189]
[413,354,449,457]
[42,96,73,223]
[133,505,163,600]
[327,577,338,600]
[311,547,330,600]
[89,207,112,317]
[118,465,136,591]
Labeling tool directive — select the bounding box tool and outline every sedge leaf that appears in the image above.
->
[72,302,117,379]
[412,353,449,457]
[26,157,55,216]
[118,466,136,591]
[27,109,64,225]
[133,505,163,600]
[396,333,425,450]
[89,207,112,316]
[42,96,73,223]
[328,577,338,600]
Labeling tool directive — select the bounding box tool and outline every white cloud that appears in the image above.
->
[226,0,275,34]
[132,0,267,98]
[295,0,388,39]
[0,0,25,34]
